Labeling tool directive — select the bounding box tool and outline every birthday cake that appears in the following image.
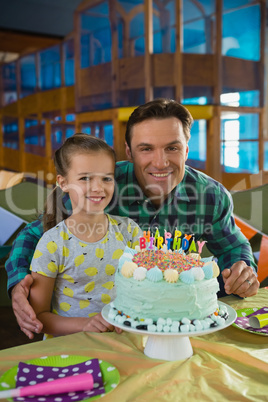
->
[108,232,229,333]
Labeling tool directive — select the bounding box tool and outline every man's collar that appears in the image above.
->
[173,178,191,202]
[127,165,145,205]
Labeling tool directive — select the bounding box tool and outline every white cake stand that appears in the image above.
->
[102,301,237,361]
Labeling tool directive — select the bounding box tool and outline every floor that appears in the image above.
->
[0,306,43,350]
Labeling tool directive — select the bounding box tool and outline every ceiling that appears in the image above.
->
[0,0,84,59]
[0,0,267,61]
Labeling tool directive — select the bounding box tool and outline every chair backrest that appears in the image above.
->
[0,206,26,246]
[232,183,268,235]
[0,181,50,223]
[234,215,268,287]
[0,170,24,190]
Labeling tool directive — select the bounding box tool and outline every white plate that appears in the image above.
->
[102,301,237,337]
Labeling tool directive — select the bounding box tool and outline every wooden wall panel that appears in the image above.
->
[1,102,19,117]
[222,57,259,90]
[78,64,112,97]
[62,86,75,110]
[206,106,222,183]
[3,149,20,171]
[0,29,60,54]
[24,153,50,176]
[76,109,114,123]
[39,89,62,112]
[118,57,145,89]
[19,88,75,117]
[152,54,175,87]
[183,54,214,86]
[112,110,126,162]
[20,93,39,117]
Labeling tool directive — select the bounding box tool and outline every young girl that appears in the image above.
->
[29,134,142,337]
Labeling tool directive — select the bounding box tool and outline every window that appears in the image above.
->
[51,124,63,151]
[221,112,259,173]
[104,124,114,147]
[63,39,75,86]
[51,123,75,151]
[3,117,19,150]
[66,127,75,139]
[183,0,215,54]
[80,122,114,147]
[81,1,111,68]
[222,2,260,61]
[187,120,206,170]
[2,62,17,105]
[39,45,61,89]
[153,0,175,54]
[24,119,45,156]
[221,91,260,108]
[264,142,268,171]
[129,12,145,56]
[20,54,36,98]
[182,96,208,105]
[65,113,75,122]
[117,0,145,58]
[81,124,91,135]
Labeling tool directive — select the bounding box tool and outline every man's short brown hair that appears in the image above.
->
[125,98,194,148]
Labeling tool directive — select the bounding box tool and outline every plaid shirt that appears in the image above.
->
[6,161,256,295]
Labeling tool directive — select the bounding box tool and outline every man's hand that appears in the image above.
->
[11,274,43,339]
[83,313,122,334]
[222,261,259,298]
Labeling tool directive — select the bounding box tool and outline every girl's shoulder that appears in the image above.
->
[107,214,137,227]
[39,220,66,242]
[107,214,142,236]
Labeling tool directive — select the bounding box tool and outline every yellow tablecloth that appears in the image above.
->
[0,289,267,402]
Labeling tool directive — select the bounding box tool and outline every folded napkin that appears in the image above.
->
[15,359,105,402]
[235,307,268,335]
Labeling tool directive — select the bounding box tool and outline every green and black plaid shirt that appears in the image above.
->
[6,161,256,296]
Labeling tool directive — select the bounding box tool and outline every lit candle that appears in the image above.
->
[173,236,181,251]
[197,240,207,254]
[139,237,146,251]
[166,237,173,250]
[157,236,164,249]
[143,230,150,242]
[181,237,189,251]
[188,238,197,253]
[174,229,182,239]
[164,230,172,245]
[148,236,154,250]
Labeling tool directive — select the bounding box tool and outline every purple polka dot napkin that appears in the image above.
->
[235,307,268,335]
[15,359,105,402]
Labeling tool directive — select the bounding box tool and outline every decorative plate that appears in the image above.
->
[0,355,120,401]
[233,307,268,336]
[102,301,237,337]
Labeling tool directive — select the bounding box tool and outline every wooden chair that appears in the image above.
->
[0,171,24,190]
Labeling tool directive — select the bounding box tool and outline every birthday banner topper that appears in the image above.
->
[139,229,206,253]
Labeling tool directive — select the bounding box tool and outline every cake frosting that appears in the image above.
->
[108,246,229,333]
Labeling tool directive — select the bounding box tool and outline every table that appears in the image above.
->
[0,289,267,402]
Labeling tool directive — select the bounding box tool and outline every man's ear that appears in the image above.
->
[125,141,133,162]
[185,144,189,162]
[57,175,68,192]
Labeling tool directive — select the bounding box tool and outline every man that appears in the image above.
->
[6,98,259,339]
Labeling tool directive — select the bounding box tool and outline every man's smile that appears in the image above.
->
[149,172,172,178]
